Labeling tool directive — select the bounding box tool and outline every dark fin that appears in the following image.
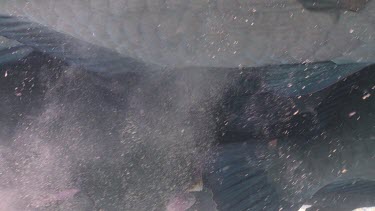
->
[338,0,369,11]
[306,179,375,211]
[0,36,33,64]
[298,0,368,11]
[214,62,371,140]
[208,61,370,98]
[298,0,342,10]
[315,64,375,128]
[258,61,370,97]
[204,143,285,211]
[0,15,152,75]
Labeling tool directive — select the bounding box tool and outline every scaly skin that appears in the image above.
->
[0,0,374,67]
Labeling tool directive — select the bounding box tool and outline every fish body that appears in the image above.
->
[0,2,375,211]
[0,0,374,67]
[206,64,375,210]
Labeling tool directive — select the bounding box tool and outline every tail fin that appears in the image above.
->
[204,143,285,211]
[307,179,375,211]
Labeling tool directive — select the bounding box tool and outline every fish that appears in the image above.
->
[0,3,374,211]
[205,64,375,210]
[0,0,374,67]
[298,0,369,11]
[305,179,375,210]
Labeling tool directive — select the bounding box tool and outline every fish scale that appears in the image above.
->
[0,0,374,67]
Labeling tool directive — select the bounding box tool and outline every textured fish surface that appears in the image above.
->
[206,64,375,210]
[0,0,374,67]
[0,1,375,211]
